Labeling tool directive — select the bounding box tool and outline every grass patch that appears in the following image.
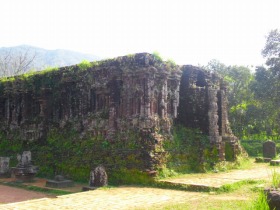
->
[154,179,265,193]
[154,181,216,192]
[247,190,270,210]
[271,169,280,188]
[218,179,264,193]
[137,179,265,210]
[213,156,252,172]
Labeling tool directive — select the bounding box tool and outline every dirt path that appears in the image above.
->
[0,186,225,210]
[0,186,254,210]
[0,185,55,204]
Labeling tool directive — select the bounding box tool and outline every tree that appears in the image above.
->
[203,30,280,138]
[250,66,280,136]
[247,29,280,138]
[0,47,37,77]
[262,29,280,76]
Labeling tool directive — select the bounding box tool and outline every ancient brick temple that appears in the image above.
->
[0,53,240,171]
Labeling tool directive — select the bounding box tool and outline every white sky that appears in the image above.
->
[0,0,279,67]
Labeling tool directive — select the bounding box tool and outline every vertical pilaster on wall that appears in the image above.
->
[145,77,151,117]
[219,81,228,136]
[172,80,180,118]
[5,98,10,125]
[11,96,17,127]
[140,77,145,117]
[208,88,221,144]
[208,87,225,160]
[107,90,117,140]
[160,79,168,118]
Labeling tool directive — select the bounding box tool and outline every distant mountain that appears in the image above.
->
[0,45,101,72]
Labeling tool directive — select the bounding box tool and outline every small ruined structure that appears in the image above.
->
[0,157,11,178]
[0,53,240,175]
[46,175,74,188]
[177,65,240,160]
[11,151,38,182]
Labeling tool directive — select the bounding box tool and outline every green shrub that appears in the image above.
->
[109,168,154,185]
[241,140,263,157]
[157,167,178,179]
[152,51,163,62]
[78,60,93,70]
[225,142,235,161]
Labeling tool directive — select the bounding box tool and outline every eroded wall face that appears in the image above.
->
[0,54,240,173]
[0,70,180,139]
[176,66,210,134]
[0,53,182,170]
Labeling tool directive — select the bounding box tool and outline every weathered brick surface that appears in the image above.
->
[0,53,240,172]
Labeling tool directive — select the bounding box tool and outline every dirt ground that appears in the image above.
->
[0,162,278,209]
[0,185,55,204]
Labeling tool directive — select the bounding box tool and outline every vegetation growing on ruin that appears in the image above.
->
[162,126,218,174]
[0,124,239,184]
[0,124,156,184]
[0,53,178,97]
[152,51,163,62]
[77,60,93,70]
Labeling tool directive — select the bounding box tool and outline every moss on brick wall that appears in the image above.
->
[0,123,164,183]
[163,125,219,173]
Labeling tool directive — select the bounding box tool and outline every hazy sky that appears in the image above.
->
[0,0,279,67]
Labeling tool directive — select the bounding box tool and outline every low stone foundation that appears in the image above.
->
[46,178,74,188]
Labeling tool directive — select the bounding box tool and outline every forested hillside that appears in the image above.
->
[0,45,100,77]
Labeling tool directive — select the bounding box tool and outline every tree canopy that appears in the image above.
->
[205,29,280,139]
[262,29,280,76]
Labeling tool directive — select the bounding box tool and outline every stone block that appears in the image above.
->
[12,166,38,182]
[265,188,280,210]
[263,140,276,158]
[0,157,11,178]
[82,165,107,191]
[82,186,98,191]
[270,160,280,166]
[12,151,38,182]
[46,175,74,188]
[255,157,272,163]
[89,165,108,188]
[46,179,74,188]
